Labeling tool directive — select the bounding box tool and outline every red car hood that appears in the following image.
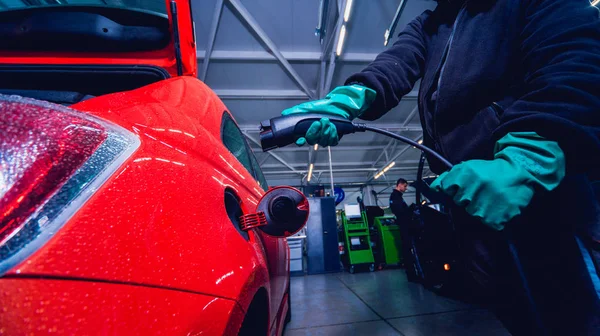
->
[0,1,196,77]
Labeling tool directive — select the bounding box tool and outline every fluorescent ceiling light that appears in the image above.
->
[382,161,395,173]
[375,162,395,179]
[336,25,347,56]
[414,139,424,149]
[343,0,353,22]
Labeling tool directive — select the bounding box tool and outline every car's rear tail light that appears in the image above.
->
[0,95,139,275]
[1,101,106,243]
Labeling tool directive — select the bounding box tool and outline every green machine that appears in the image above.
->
[373,216,403,267]
[340,204,375,273]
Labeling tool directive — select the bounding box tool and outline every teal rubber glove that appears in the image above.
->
[430,132,566,231]
[281,84,376,147]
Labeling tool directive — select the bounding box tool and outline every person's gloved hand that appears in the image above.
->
[430,132,566,231]
[281,84,376,147]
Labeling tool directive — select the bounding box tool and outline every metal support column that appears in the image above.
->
[328,146,335,196]
[201,0,224,81]
[323,0,346,94]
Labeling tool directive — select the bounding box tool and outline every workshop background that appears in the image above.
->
[195,0,438,207]
[195,2,512,334]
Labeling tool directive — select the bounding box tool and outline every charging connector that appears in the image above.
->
[259,114,453,169]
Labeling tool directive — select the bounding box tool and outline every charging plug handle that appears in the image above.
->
[259,114,357,151]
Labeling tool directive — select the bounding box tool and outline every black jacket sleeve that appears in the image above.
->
[390,192,409,219]
[344,11,431,121]
[493,0,600,179]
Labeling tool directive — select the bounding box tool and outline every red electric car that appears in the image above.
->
[0,1,297,335]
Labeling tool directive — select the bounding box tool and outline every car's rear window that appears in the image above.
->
[0,0,167,15]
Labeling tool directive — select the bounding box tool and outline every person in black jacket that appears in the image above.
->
[281,0,600,334]
[389,178,419,282]
[389,178,409,220]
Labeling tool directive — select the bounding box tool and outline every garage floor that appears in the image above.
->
[285,269,510,336]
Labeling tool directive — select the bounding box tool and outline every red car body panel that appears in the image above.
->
[1,77,291,334]
[0,279,243,335]
[0,0,292,333]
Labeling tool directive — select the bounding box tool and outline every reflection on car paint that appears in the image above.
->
[212,168,242,190]
[253,187,265,197]
[133,157,186,167]
[220,154,246,180]
[215,271,235,285]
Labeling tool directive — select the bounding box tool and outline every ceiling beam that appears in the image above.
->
[200,0,224,81]
[216,89,417,101]
[261,159,423,169]
[323,0,347,94]
[197,50,378,63]
[367,134,424,182]
[317,60,327,98]
[268,181,421,189]
[318,0,339,97]
[258,154,270,165]
[244,133,303,175]
[320,0,339,60]
[402,105,421,127]
[263,166,424,174]
[315,0,329,44]
[214,89,313,100]
[371,105,420,168]
[227,0,316,100]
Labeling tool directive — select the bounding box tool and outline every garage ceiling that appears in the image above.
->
[194,0,438,193]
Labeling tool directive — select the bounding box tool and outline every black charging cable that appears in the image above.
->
[355,124,453,169]
[259,114,453,170]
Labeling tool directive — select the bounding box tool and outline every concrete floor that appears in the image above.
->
[285,269,510,336]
